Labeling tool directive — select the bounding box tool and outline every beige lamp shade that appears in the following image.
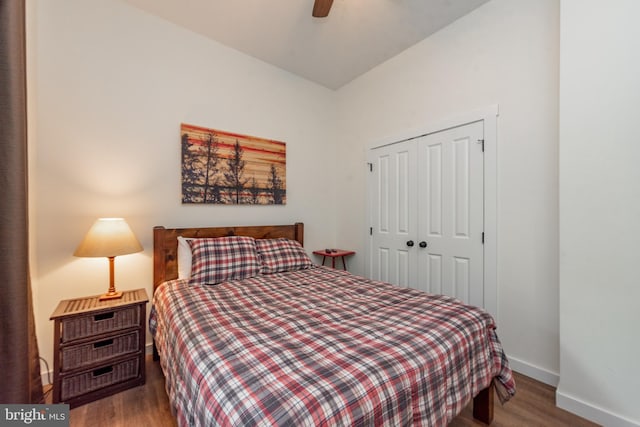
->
[74,218,143,300]
[74,218,143,258]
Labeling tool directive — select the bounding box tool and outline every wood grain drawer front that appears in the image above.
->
[61,331,140,371]
[60,357,140,401]
[61,307,140,343]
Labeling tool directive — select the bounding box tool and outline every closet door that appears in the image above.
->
[368,120,485,308]
[368,141,418,287]
[416,121,484,306]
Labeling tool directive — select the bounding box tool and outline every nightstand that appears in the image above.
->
[313,249,356,270]
[50,288,148,408]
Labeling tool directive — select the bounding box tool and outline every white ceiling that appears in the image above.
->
[124,0,490,90]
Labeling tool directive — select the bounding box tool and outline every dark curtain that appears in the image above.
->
[0,0,44,404]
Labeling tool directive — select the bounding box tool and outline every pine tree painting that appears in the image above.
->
[181,123,286,205]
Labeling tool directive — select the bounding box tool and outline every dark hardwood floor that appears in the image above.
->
[67,356,177,427]
[449,374,600,427]
[64,356,600,426]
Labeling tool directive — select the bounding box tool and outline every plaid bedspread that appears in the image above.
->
[150,266,515,426]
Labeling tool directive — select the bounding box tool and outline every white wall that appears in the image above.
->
[558,1,640,425]
[28,0,338,368]
[335,0,560,383]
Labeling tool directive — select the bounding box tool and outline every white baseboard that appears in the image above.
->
[507,355,559,387]
[508,356,639,427]
[557,390,640,427]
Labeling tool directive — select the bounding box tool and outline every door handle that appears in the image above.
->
[406,240,414,247]
[419,241,427,248]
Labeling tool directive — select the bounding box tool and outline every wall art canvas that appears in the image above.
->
[181,123,286,205]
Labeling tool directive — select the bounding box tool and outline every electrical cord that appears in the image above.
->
[39,356,53,400]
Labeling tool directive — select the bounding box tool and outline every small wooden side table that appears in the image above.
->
[313,249,355,270]
[50,288,148,408]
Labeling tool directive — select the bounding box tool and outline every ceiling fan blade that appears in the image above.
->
[312,0,334,17]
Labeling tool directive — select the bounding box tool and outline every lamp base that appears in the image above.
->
[99,291,123,301]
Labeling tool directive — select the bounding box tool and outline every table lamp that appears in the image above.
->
[74,218,143,301]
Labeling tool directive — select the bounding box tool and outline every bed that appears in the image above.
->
[150,222,515,426]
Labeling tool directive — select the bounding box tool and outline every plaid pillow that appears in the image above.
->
[188,236,261,285]
[256,238,312,274]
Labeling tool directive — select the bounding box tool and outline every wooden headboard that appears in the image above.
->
[153,222,304,292]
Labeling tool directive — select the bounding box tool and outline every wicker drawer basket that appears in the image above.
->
[61,306,140,343]
[61,331,140,371]
[60,357,140,401]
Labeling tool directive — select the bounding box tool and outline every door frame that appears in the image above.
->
[366,105,498,320]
